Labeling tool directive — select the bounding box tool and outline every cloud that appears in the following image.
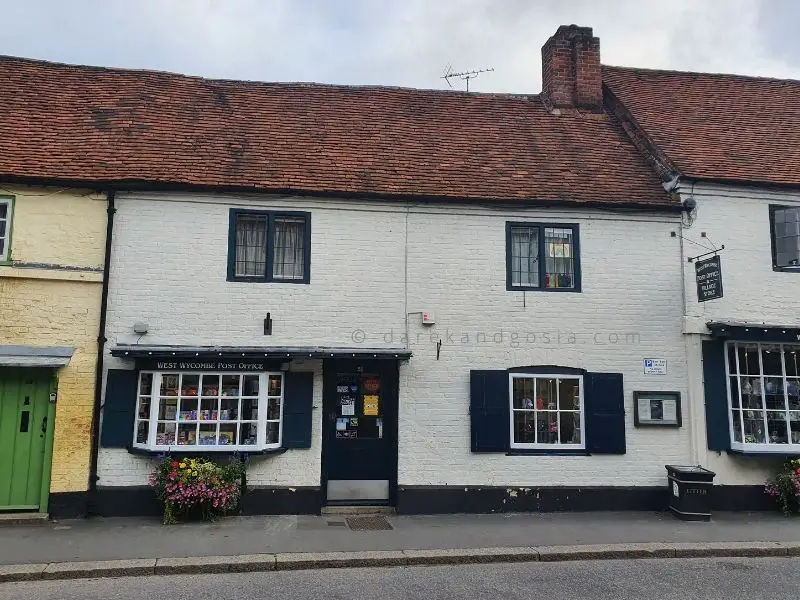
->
[0,0,797,93]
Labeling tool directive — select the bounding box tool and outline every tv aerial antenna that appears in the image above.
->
[441,64,494,92]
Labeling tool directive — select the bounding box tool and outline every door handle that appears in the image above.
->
[41,416,48,434]
[19,411,29,433]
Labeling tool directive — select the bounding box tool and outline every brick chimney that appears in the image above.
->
[541,25,602,109]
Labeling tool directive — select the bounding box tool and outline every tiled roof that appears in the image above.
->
[0,56,673,208]
[603,65,800,186]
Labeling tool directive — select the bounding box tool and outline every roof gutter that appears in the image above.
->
[87,189,115,516]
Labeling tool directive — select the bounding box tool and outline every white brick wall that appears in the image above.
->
[680,183,800,486]
[98,191,691,489]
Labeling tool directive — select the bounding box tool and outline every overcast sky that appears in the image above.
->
[1,0,798,93]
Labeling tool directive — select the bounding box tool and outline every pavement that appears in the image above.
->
[4,557,800,600]
[1,511,799,582]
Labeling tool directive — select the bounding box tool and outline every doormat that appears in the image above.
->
[346,516,394,531]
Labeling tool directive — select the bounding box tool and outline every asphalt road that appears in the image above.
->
[2,557,799,600]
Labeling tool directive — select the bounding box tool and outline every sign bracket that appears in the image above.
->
[687,244,724,263]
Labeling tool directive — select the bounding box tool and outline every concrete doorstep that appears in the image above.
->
[2,541,800,583]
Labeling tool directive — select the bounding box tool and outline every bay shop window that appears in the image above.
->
[134,371,284,451]
[726,342,800,451]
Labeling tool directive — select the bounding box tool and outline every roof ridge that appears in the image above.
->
[0,53,536,99]
[602,63,800,85]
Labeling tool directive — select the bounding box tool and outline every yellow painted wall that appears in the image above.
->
[0,185,106,494]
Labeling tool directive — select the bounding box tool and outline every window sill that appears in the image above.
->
[226,276,309,284]
[507,449,589,456]
[772,266,800,273]
[507,286,581,293]
[128,445,288,457]
[728,444,800,457]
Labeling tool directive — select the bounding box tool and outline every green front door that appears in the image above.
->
[0,369,52,510]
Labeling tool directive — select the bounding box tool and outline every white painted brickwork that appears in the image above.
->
[98,192,691,489]
[681,183,800,485]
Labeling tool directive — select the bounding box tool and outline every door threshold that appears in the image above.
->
[321,505,395,516]
[0,512,49,526]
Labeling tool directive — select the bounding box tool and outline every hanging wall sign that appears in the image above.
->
[695,255,723,302]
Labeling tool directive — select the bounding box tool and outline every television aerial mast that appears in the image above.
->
[441,64,494,92]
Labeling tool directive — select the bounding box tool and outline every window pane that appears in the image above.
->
[161,374,179,396]
[560,412,581,444]
[741,377,763,409]
[537,378,557,410]
[761,345,782,375]
[266,422,280,444]
[512,377,535,409]
[180,398,199,421]
[774,207,800,267]
[181,374,199,396]
[558,379,580,410]
[156,422,176,445]
[737,345,760,376]
[788,378,800,408]
[177,423,197,445]
[727,344,737,374]
[731,410,743,443]
[767,413,789,444]
[243,375,259,396]
[539,411,558,443]
[0,203,7,219]
[159,398,177,420]
[0,220,6,238]
[743,411,766,443]
[239,423,258,445]
[198,424,216,446]
[235,214,268,277]
[139,373,153,395]
[729,377,740,408]
[791,412,800,444]
[272,217,306,279]
[544,227,575,289]
[510,227,539,287]
[136,421,149,444]
[137,397,152,420]
[513,411,536,444]
[785,346,800,377]
[764,378,785,409]
[268,374,282,396]
[219,423,236,446]
[267,397,281,420]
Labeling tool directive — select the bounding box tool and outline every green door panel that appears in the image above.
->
[0,369,51,509]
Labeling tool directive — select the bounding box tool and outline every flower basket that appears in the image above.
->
[765,459,800,515]
[149,456,247,524]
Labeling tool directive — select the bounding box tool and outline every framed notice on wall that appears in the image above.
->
[633,391,682,427]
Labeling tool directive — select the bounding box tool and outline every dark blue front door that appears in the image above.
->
[322,360,398,504]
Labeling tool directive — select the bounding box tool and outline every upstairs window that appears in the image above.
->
[227,210,311,283]
[506,222,580,291]
[0,198,12,262]
[770,206,800,271]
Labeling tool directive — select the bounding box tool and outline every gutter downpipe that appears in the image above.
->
[87,190,116,516]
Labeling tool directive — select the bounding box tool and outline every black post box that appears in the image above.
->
[666,465,716,521]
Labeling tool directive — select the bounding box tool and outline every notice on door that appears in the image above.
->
[363,394,379,416]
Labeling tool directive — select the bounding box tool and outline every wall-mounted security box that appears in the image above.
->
[422,311,435,325]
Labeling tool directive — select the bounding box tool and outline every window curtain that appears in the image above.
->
[273,217,305,279]
[235,216,267,276]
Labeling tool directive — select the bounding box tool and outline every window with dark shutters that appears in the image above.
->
[469,368,627,455]
[100,369,138,448]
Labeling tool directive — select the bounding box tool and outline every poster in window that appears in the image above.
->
[363,394,379,416]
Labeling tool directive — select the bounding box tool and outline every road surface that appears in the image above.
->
[1,557,797,600]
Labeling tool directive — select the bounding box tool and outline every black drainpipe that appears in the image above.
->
[87,190,116,517]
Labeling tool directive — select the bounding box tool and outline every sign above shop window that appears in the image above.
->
[695,255,723,302]
[141,359,269,371]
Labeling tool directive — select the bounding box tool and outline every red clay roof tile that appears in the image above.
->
[0,56,673,207]
[603,65,800,186]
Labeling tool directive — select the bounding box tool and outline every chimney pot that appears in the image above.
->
[541,24,602,109]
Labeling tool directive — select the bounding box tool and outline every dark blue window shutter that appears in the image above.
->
[470,370,509,452]
[283,372,314,448]
[100,369,138,448]
[702,340,730,451]
[584,372,626,454]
